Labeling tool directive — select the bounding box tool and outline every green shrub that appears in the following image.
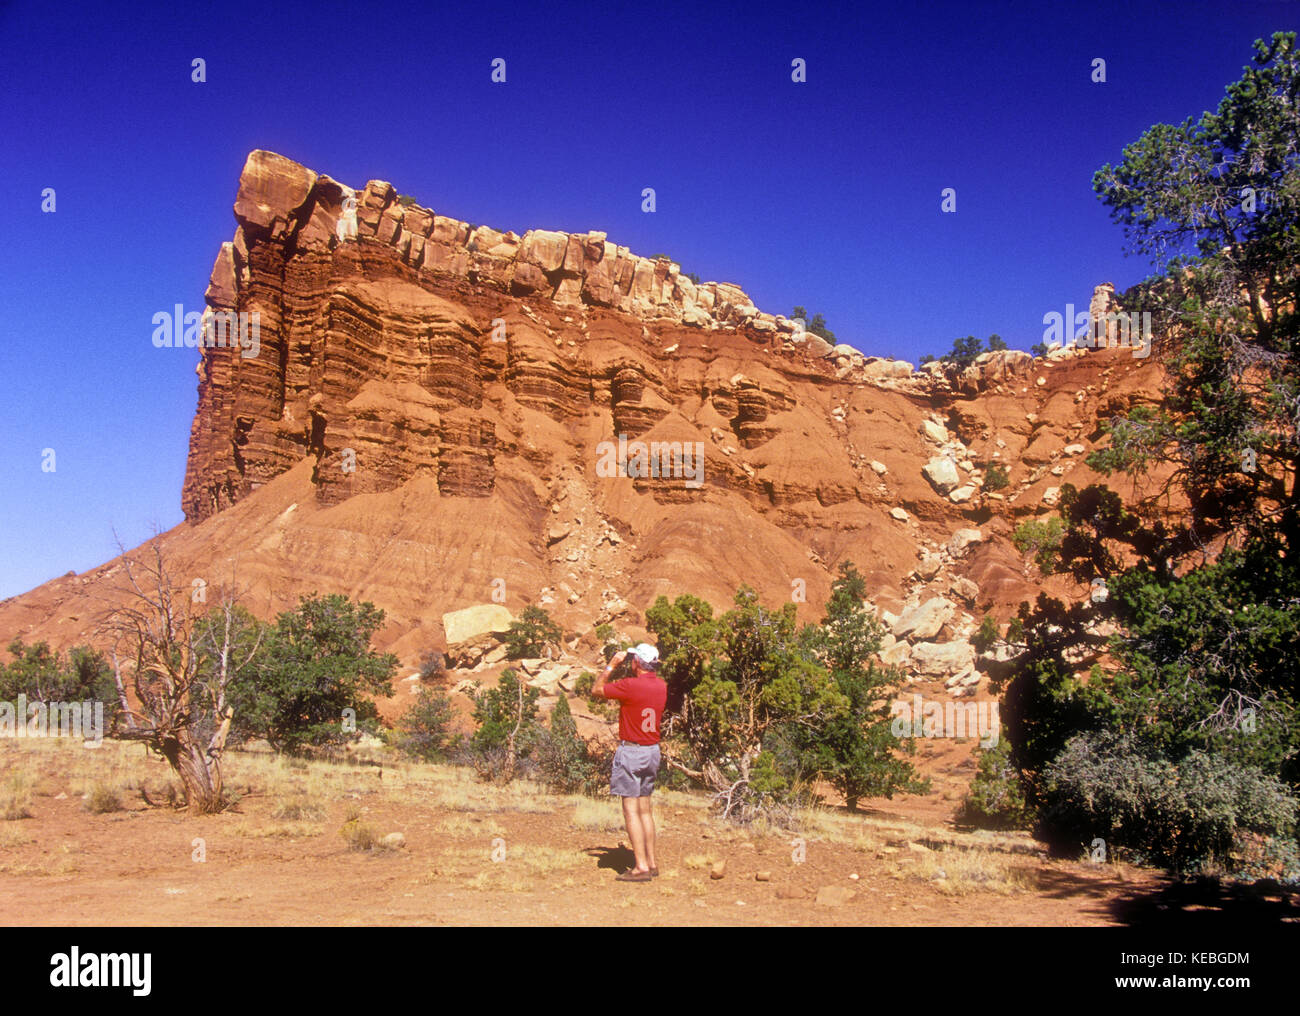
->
[504,606,563,659]
[574,671,595,697]
[1038,732,1299,872]
[984,463,1010,491]
[469,670,541,752]
[1012,517,1066,571]
[973,615,1000,653]
[533,695,609,796]
[393,686,462,763]
[790,306,837,343]
[464,670,543,783]
[221,594,397,756]
[958,740,1029,830]
[0,640,120,731]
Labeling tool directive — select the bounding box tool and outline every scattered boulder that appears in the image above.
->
[910,640,976,677]
[878,641,911,667]
[947,529,983,557]
[921,419,949,444]
[950,576,979,605]
[923,457,961,495]
[916,554,942,580]
[891,597,955,641]
[443,604,513,646]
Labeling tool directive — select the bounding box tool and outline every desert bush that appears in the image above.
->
[340,817,378,851]
[0,640,120,729]
[790,306,837,343]
[984,463,1010,491]
[393,686,461,763]
[86,783,123,814]
[533,695,609,796]
[1012,517,1066,571]
[418,650,447,680]
[646,563,924,822]
[224,593,397,756]
[1037,731,1299,872]
[958,740,1030,830]
[504,606,564,659]
[467,669,542,782]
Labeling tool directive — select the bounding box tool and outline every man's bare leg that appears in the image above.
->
[637,796,657,871]
[621,796,650,873]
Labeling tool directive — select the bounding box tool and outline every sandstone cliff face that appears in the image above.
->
[3,151,1172,690]
[186,152,915,521]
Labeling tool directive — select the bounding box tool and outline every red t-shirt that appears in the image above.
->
[600,672,667,745]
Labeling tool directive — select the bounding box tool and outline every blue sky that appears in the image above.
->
[0,0,1290,600]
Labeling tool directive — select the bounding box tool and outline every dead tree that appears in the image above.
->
[100,543,260,814]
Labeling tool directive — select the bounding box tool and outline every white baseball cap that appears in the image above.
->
[631,643,660,668]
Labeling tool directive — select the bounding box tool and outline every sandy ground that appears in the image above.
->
[1,738,1296,927]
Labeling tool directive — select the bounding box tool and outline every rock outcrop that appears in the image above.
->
[0,151,1176,690]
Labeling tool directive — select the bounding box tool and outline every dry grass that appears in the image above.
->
[231,819,325,839]
[910,845,1039,895]
[2,771,35,820]
[340,819,379,851]
[426,773,556,815]
[0,824,35,847]
[436,815,506,839]
[271,796,328,822]
[85,782,124,814]
[569,797,625,832]
[441,842,586,892]
[0,839,79,876]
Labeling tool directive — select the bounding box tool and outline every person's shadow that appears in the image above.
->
[584,845,635,873]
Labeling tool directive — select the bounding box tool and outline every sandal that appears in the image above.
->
[617,869,653,882]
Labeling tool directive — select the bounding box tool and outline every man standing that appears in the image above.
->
[593,642,667,882]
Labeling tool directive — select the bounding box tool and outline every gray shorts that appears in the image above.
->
[610,742,661,798]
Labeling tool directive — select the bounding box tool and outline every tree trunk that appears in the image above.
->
[157,708,232,814]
